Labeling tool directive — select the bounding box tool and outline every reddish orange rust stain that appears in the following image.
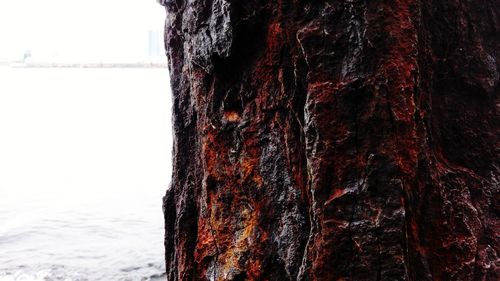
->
[224,110,240,122]
[324,188,347,206]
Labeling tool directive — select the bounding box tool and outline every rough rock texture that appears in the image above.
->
[159,0,499,280]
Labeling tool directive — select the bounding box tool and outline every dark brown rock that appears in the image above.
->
[159,0,499,280]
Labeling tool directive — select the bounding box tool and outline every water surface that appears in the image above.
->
[0,67,171,281]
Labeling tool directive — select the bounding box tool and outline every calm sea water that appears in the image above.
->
[0,67,171,281]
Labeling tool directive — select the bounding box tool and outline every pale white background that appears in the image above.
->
[0,0,166,62]
[0,67,173,204]
[0,0,172,203]
[0,1,172,280]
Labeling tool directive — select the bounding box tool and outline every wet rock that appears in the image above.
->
[160,0,499,280]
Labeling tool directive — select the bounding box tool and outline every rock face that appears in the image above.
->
[159,0,499,280]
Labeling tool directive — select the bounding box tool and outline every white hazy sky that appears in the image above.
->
[0,0,166,61]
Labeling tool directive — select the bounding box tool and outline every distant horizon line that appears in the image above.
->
[0,61,169,69]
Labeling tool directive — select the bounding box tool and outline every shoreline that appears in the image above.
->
[0,62,168,68]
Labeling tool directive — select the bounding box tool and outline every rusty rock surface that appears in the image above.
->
[159,0,499,280]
